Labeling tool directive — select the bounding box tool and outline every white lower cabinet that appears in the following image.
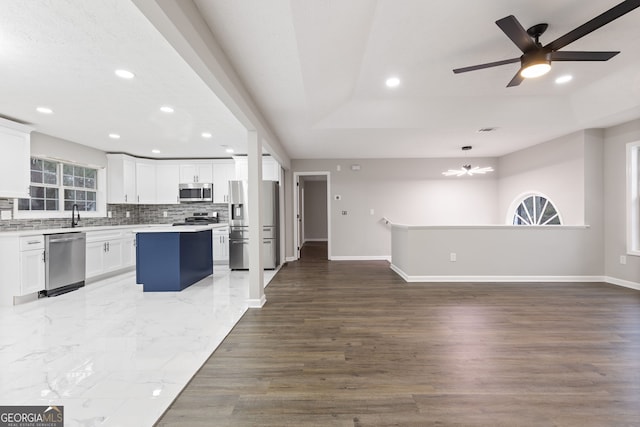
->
[85,230,131,279]
[0,234,45,305]
[121,232,136,267]
[19,237,45,295]
[86,240,107,278]
[212,227,229,264]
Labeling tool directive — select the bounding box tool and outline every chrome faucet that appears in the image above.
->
[71,204,80,228]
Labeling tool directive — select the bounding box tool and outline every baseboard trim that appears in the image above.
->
[390,265,606,284]
[247,295,267,308]
[604,276,640,291]
[330,255,391,261]
[285,256,296,262]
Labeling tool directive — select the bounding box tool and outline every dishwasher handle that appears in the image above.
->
[48,235,86,243]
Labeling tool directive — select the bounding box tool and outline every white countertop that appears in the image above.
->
[0,223,228,237]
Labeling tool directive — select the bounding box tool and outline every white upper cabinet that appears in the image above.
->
[107,154,136,204]
[212,159,235,203]
[233,157,248,180]
[135,160,156,204]
[155,163,180,204]
[262,156,281,182]
[180,162,213,183]
[0,118,32,199]
[233,156,280,182]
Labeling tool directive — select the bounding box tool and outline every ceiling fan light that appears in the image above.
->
[520,62,551,78]
[519,50,552,79]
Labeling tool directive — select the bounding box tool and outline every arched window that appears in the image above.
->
[512,194,561,225]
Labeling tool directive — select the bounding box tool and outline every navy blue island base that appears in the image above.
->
[136,228,213,292]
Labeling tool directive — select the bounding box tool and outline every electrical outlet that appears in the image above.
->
[126,211,130,218]
[342,210,348,215]
[107,211,112,218]
[0,210,11,220]
[163,211,168,218]
[450,252,457,262]
[620,255,627,265]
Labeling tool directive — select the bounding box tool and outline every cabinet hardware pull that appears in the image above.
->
[125,194,127,202]
[27,240,40,244]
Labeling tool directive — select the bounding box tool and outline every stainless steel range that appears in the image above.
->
[173,212,219,226]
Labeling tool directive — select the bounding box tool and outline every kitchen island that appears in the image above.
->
[135,226,213,292]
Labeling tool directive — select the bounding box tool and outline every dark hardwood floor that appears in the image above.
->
[156,242,640,426]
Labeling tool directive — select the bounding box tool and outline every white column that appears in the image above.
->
[247,130,265,307]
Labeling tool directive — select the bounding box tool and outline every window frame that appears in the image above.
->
[13,157,107,220]
[627,141,640,257]
[506,192,563,226]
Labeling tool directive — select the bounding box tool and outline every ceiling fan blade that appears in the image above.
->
[495,15,537,53]
[506,70,524,87]
[453,57,520,74]
[551,51,620,61]
[546,0,640,51]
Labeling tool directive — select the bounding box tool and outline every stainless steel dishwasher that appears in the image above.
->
[43,232,86,297]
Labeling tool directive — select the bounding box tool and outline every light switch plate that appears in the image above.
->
[0,210,11,220]
[126,211,130,218]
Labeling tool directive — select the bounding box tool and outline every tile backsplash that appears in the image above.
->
[0,198,228,231]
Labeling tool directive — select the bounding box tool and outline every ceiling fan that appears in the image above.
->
[453,0,640,87]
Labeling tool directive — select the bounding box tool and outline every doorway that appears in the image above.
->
[293,172,330,261]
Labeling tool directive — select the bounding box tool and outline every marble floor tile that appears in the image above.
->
[0,267,277,426]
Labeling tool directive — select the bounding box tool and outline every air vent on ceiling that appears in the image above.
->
[477,127,497,133]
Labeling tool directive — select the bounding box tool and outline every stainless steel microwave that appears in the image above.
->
[178,183,213,202]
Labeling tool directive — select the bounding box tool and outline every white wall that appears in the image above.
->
[391,225,601,279]
[30,132,107,167]
[603,118,640,285]
[290,158,500,258]
[497,131,585,225]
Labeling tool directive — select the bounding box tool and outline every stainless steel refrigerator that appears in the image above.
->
[228,180,280,270]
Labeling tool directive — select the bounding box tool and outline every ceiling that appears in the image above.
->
[2,0,640,161]
[0,0,247,158]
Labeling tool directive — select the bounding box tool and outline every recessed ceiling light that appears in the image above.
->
[115,69,135,79]
[160,106,174,113]
[385,77,400,88]
[108,133,120,139]
[151,149,161,154]
[36,107,53,114]
[555,74,573,84]
[225,148,234,154]
[201,132,212,138]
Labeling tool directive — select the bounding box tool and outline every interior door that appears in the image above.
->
[296,177,303,259]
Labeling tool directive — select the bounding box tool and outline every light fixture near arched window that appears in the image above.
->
[511,193,562,225]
